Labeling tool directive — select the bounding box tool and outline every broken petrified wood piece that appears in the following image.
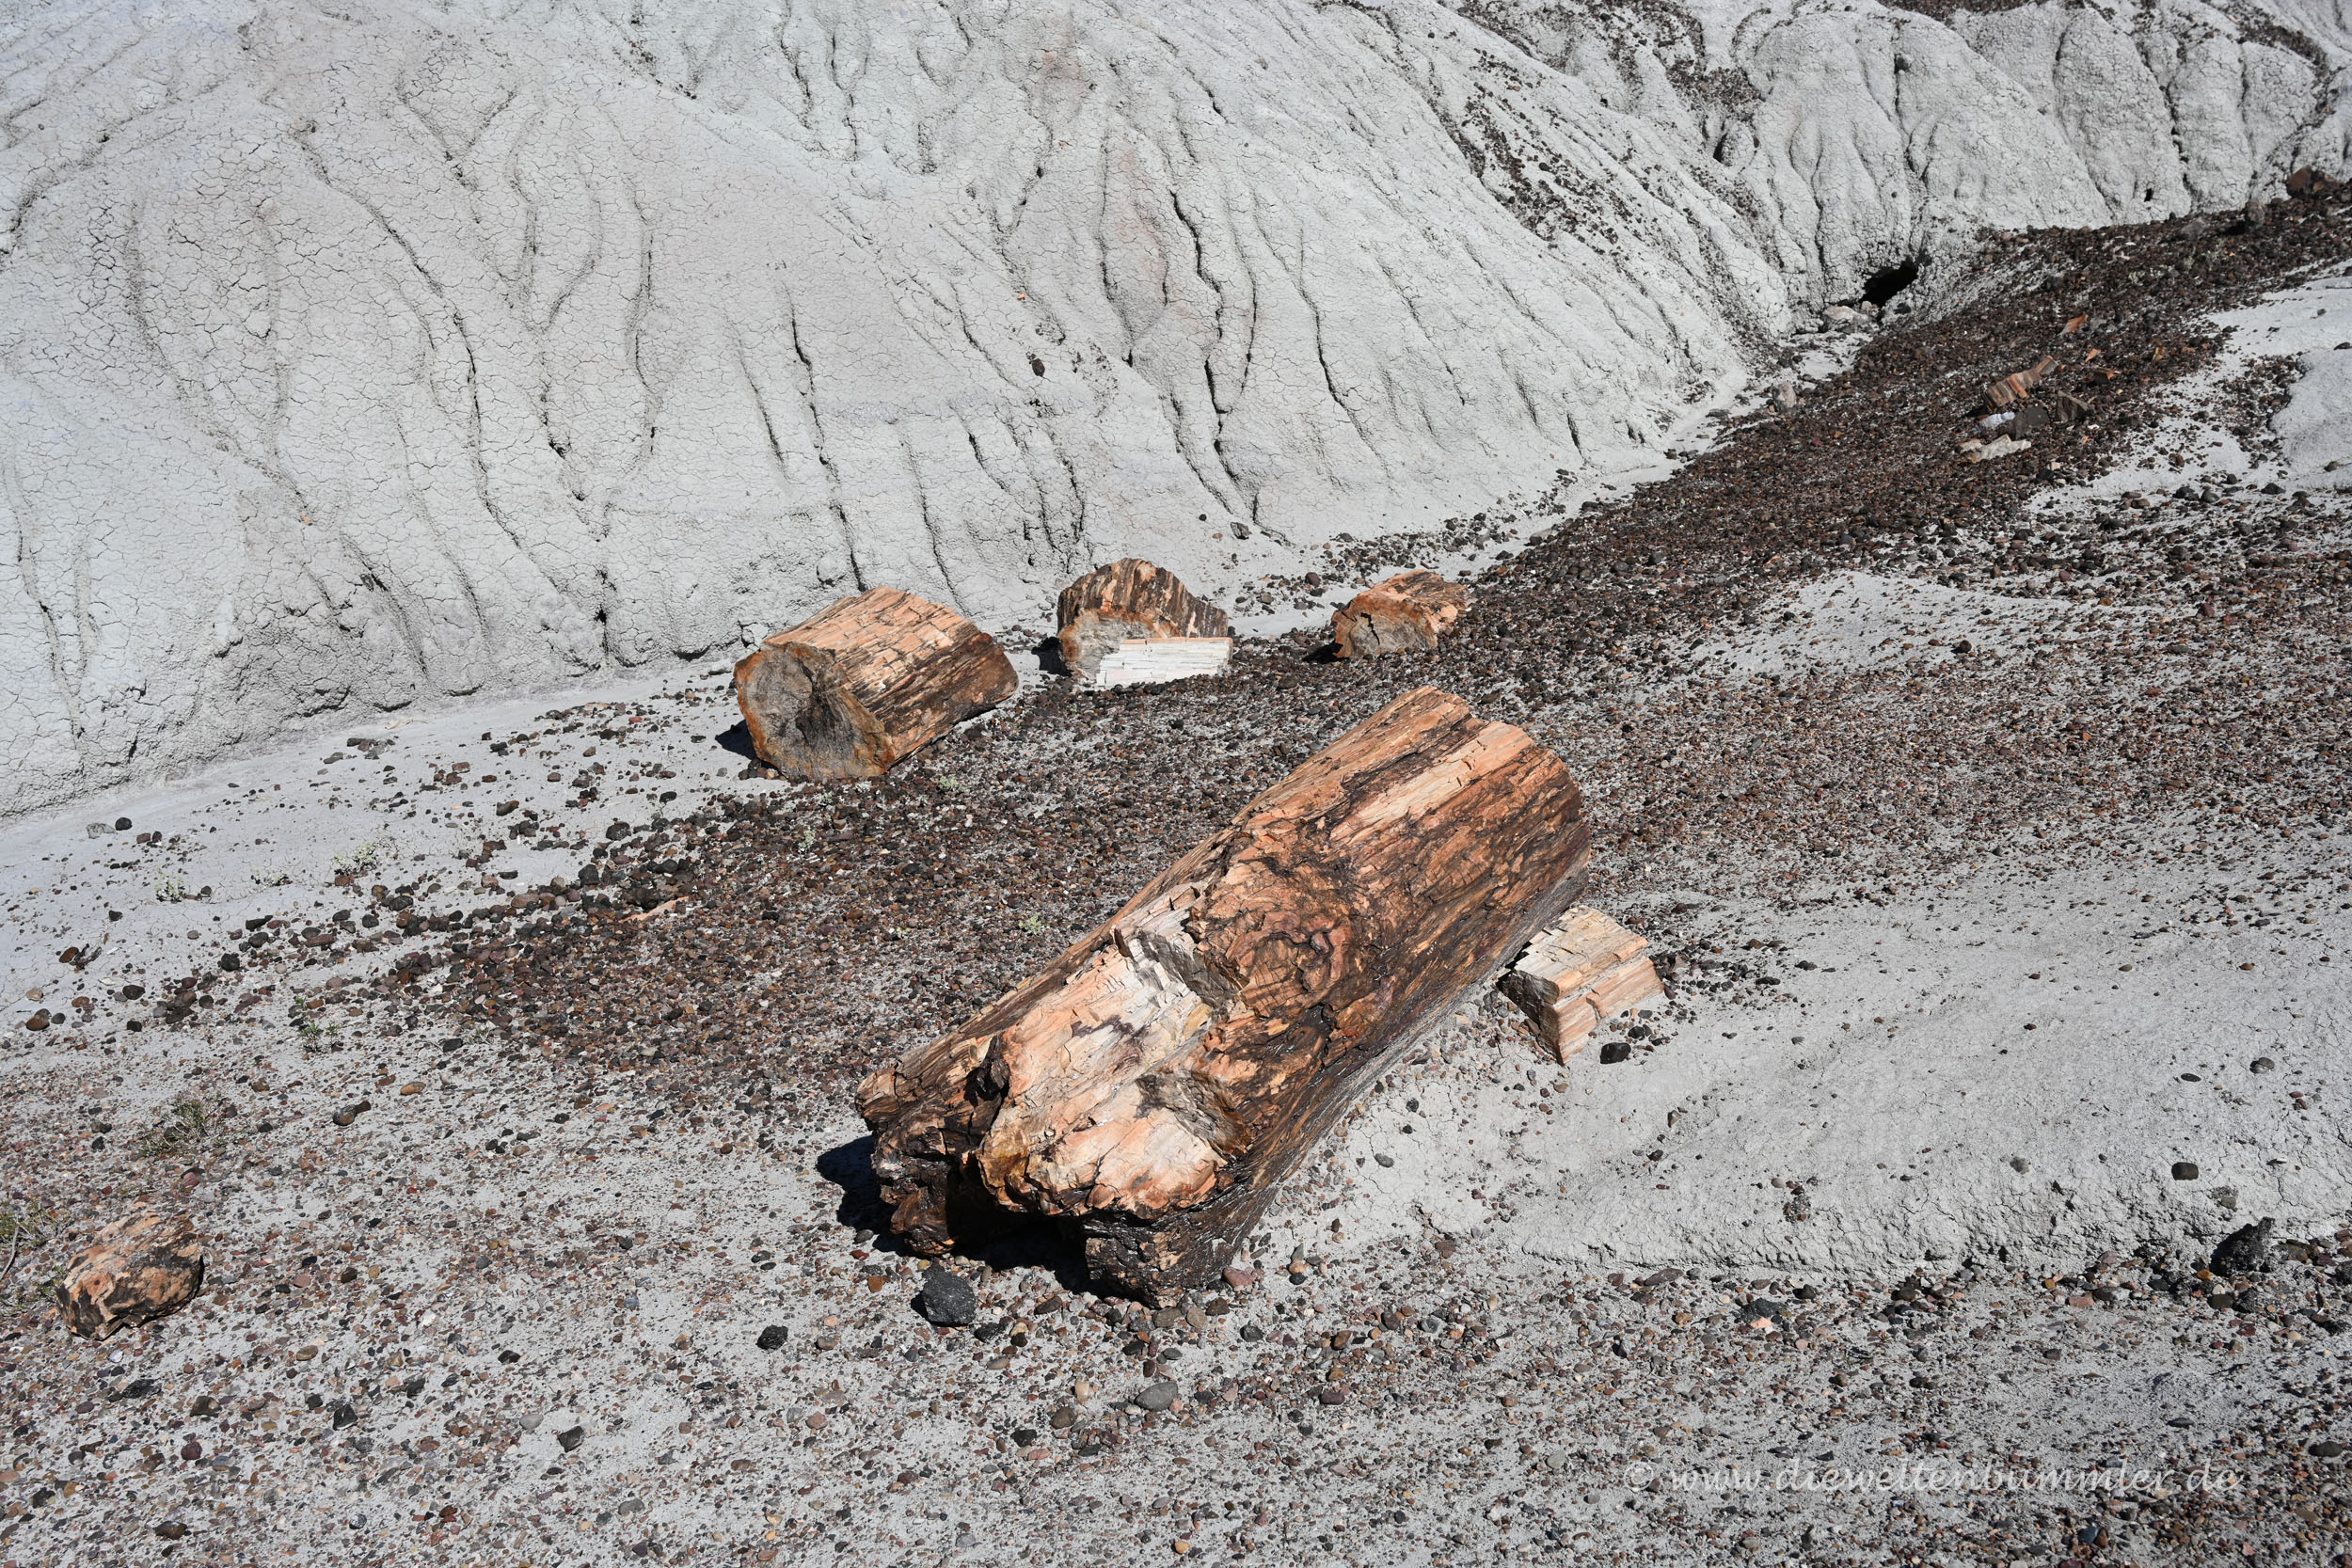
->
[1329,569,1470,658]
[857,686,1592,1303]
[1089,638,1234,689]
[56,1212,205,1340]
[1981,355,2058,413]
[2006,389,2090,436]
[734,587,1017,780]
[1499,905,1665,1060]
[1056,559,1232,687]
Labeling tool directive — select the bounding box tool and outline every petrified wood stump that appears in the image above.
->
[1330,569,1470,658]
[735,587,1017,780]
[1057,559,1231,686]
[1499,905,1665,1060]
[857,686,1592,1302]
[56,1212,205,1340]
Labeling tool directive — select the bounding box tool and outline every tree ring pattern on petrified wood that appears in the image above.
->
[856,687,1592,1303]
[734,587,1018,780]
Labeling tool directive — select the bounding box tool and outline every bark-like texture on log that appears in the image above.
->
[1056,560,1231,685]
[856,687,1591,1302]
[734,588,1017,780]
[1331,570,1471,658]
[55,1213,205,1341]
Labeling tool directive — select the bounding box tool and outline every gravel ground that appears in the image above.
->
[2,189,2350,1566]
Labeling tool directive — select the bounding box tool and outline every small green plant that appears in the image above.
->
[1021,911,1045,936]
[936,774,962,794]
[0,1204,56,1251]
[134,1097,215,1161]
[153,876,188,903]
[0,1202,59,1301]
[248,867,291,887]
[333,838,396,875]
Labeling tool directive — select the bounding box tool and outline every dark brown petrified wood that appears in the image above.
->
[1329,569,1470,658]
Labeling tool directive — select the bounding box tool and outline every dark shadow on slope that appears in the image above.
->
[1863,257,1919,307]
[714,721,758,761]
[814,1131,1093,1294]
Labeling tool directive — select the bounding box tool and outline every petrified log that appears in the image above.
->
[1056,559,1231,686]
[1499,905,1664,1060]
[56,1212,205,1339]
[734,587,1017,780]
[857,686,1591,1302]
[1330,569,1470,658]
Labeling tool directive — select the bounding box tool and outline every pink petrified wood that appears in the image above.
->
[56,1213,205,1340]
[1499,905,1665,1059]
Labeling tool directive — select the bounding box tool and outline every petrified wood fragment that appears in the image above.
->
[1056,559,1232,686]
[1499,905,1665,1060]
[734,587,1017,780]
[857,687,1591,1302]
[56,1212,205,1339]
[1089,637,1234,689]
[1329,569,1470,658]
[1981,354,2058,412]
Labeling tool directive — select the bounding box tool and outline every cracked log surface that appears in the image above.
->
[1055,559,1231,685]
[733,587,1017,780]
[856,686,1591,1302]
[1331,570,1470,658]
[1498,905,1663,1060]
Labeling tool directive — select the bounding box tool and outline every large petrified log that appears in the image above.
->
[734,587,1018,780]
[1329,569,1470,658]
[857,687,1591,1302]
[1056,559,1231,686]
[1499,905,1664,1060]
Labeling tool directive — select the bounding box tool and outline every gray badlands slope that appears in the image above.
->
[3,0,2349,815]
